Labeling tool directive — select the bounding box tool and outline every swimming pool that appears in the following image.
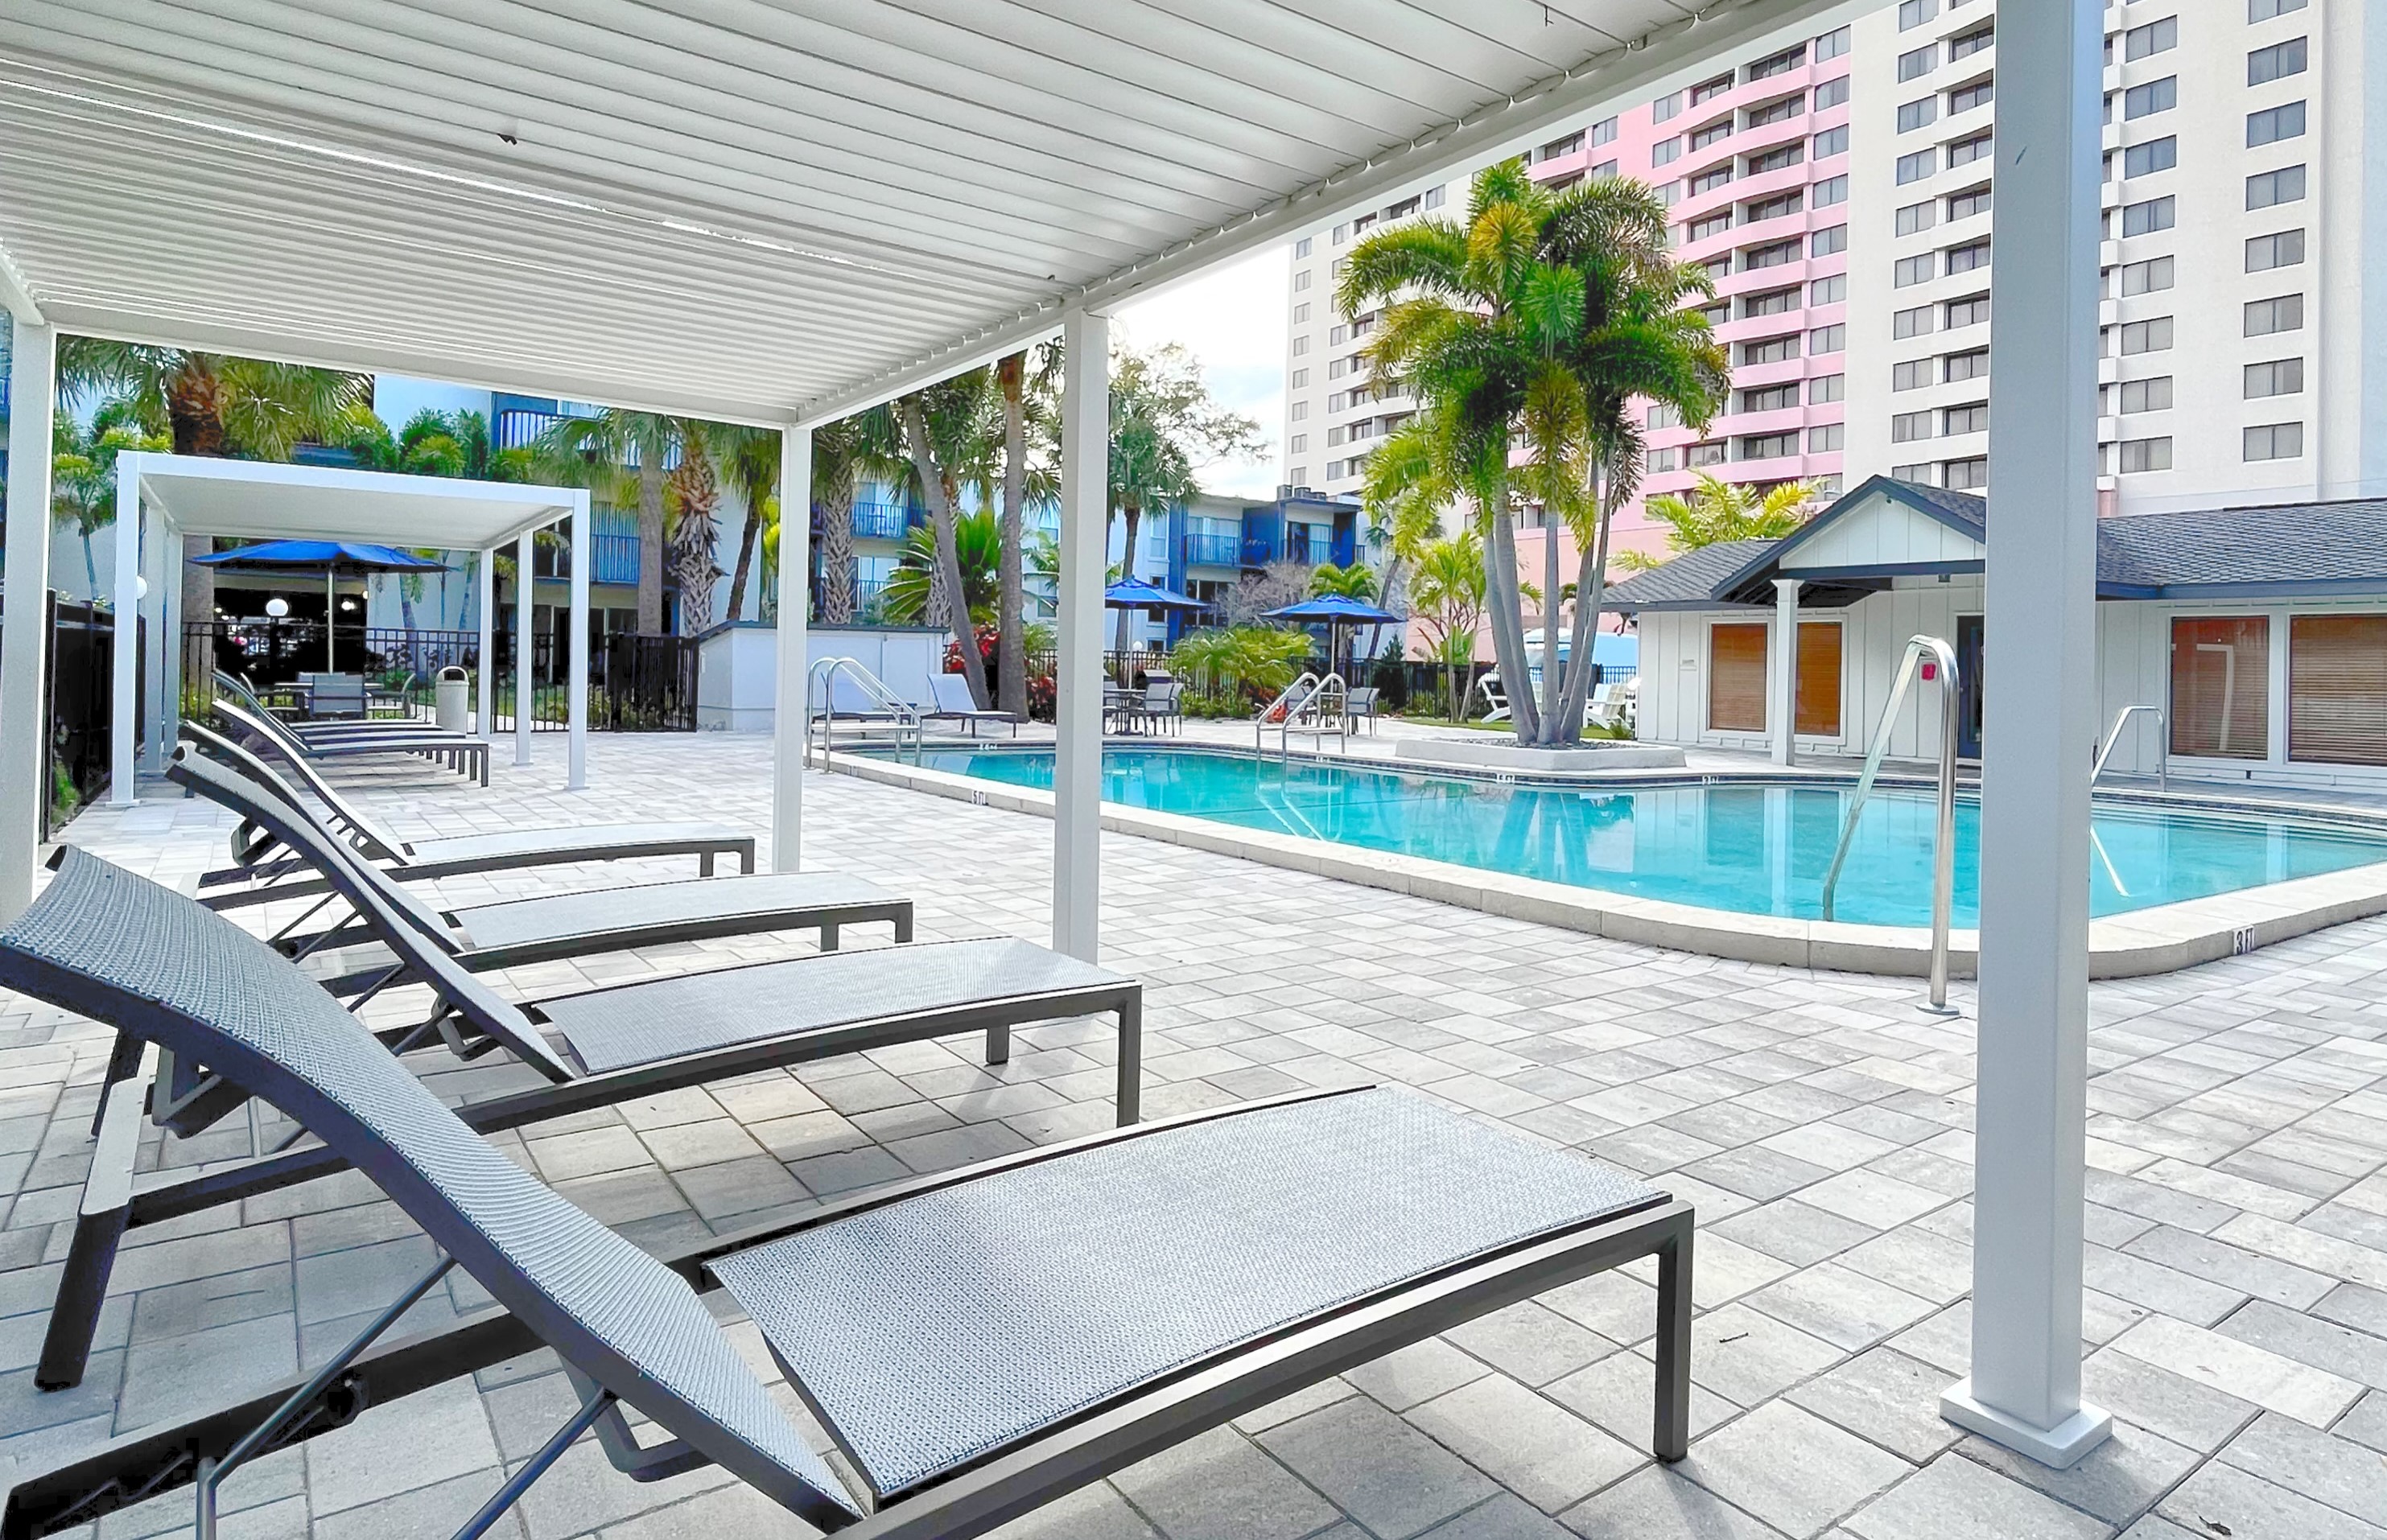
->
[896,745,2387,928]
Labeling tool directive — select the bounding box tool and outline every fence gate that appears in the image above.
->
[602,633,697,731]
[45,598,133,836]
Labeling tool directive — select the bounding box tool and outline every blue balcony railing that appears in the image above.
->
[1241,534,1279,566]
[592,533,639,587]
[849,500,921,541]
[1183,532,1240,567]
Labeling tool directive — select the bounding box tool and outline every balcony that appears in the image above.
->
[1184,532,1240,568]
[849,500,921,541]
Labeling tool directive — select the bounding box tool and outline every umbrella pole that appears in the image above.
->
[326,570,337,671]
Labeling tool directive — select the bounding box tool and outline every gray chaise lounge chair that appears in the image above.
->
[924,673,1022,738]
[184,722,754,902]
[0,852,1689,1540]
[213,694,490,785]
[216,670,448,743]
[30,838,1140,1391]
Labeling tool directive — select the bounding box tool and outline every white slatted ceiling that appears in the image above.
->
[0,0,1841,423]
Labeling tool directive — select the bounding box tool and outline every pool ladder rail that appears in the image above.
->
[1254,672,1350,760]
[805,657,924,768]
[1819,634,1962,1017]
[2092,704,2167,792]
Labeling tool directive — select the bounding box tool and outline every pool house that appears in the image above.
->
[1611,475,2387,789]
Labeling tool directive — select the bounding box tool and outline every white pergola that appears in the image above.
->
[0,0,2113,1472]
[98,453,588,797]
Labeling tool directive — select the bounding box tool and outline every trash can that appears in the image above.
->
[435,665,471,733]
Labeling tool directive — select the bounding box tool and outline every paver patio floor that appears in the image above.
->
[3,731,2385,1539]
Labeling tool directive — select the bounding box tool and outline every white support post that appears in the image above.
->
[1769,578,1798,767]
[1054,308,1109,961]
[513,532,534,768]
[1940,0,2113,1470]
[476,548,496,739]
[567,499,589,791]
[142,509,169,774]
[110,456,140,805]
[0,319,56,920]
[773,426,811,874]
[162,521,184,764]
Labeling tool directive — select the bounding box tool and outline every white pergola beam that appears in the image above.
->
[513,531,534,769]
[1941,0,2112,1470]
[0,318,56,920]
[476,548,497,740]
[1053,307,1109,962]
[109,452,138,805]
[773,426,811,874]
[0,238,42,323]
[567,492,589,791]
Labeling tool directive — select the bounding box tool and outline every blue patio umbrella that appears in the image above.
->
[1263,594,1403,682]
[1103,576,1210,611]
[194,540,448,669]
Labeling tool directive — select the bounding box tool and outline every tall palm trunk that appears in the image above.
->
[1112,500,1141,679]
[1536,514,1565,741]
[1557,465,1624,740]
[817,478,856,624]
[81,533,98,602]
[635,456,666,632]
[725,499,762,622]
[996,352,1029,718]
[901,399,992,708]
[1481,493,1539,740]
[168,361,229,630]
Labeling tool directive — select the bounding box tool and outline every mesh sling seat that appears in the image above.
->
[0,852,1692,1540]
[215,671,459,743]
[28,824,1140,1391]
[211,692,491,786]
[183,720,754,905]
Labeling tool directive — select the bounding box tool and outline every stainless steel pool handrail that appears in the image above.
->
[806,657,922,768]
[1819,634,1961,1015]
[1255,672,1348,760]
[2092,704,2167,792]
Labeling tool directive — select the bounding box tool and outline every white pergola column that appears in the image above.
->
[1054,307,1109,962]
[0,319,57,921]
[110,456,140,805]
[513,531,534,768]
[141,505,171,774]
[161,521,184,764]
[1769,578,1798,767]
[1940,0,2113,1469]
[567,497,590,790]
[476,547,497,739]
[773,426,811,874]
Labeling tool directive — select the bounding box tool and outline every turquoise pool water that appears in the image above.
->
[901,746,2387,927]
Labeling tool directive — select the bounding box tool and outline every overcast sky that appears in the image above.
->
[1111,242,1289,500]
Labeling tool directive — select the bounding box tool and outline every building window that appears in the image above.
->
[1739,431,1799,460]
[1690,118,1733,152]
[1808,323,1845,354]
[1329,324,1346,345]
[2118,435,2172,472]
[1538,130,1584,162]
[1691,72,1734,106]
[1647,401,1680,430]
[2244,422,2303,460]
[1898,0,1936,29]
[2171,616,2268,758]
[2124,77,2177,119]
[1808,423,1845,453]
[1813,126,1849,162]
[1744,95,1803,131]
[1944,348,1989,382]
[2125,16,2178,61]
[1943,401,1989,435]
[1686,211,1734,243]
[1589,117,1618,148]
[1948,132,1993,169]
[1330,257,1348,278]
[1744,238,1803,270]
[1424,186,1445,209]
[1810,226,1848,259]
[2247,37,2307,85]
[1744,191,1804,223]
[1322,460,1342,480]
[2290,616,2387,765]
[1293,237,1313,258]
[1810,274,1847,306]
[1292,303,1309,323]
[1948,23,1994,62]
[1292,270,1312,292]
[1325,425,1346,447]
[1945,293,1990,328]
[1944,238,1990,276]
[2249,0,2305,16]
[1897,148,1937,185]
[1691,164,1734,198]
[1898,97,1938,134]
[1746,45,1806,82]
[2245,357,2304,397]
[1897,200,1936,236]
[2246,229,2305,272]
[1898,44,1936,83]
[2246,165,2306,210]
[2123,137,2177,178]
[1654,90,1683,122]
[2245,294,2304,336]
[1740,381,1800,412]
[1814,174,1848,208]
[1741,288,1799,321]
[1942,456,1989,491]
[1814,76,1850,111]
[2115,377,2173,413]
[1948,77,1994,115]
[2121,196,2175,237]
[1289,369,1308,388]
[1327,357,1347,381]
[1646,446,1680,474]
[1292,336,1309,357]
[1746,143,1801,177]
[1810,374,1845,404]
[1894,304,1935,339]
[1332,223,1348,245]
[1892,463,1936,484]
[1892,410,1933,443]
[2120,255,2174,295]
[1688,440,1728,467]
[1651,137,1682,167]
[1948,183,1993,221]
[1739,335,1800,367]
[1816,24,1851,60]
[2119,316,2174,353]
[1700,300,1731,327]
[2248,101,2306,146]
[1894,253,1934,287]
[1709,624,1770,732]
[1290,400,1308,421]
[1285,466,1307,486]
[1288,434,1307,454]
[1894,359,1931,391]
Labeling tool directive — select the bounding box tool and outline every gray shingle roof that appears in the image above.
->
[1602,539,1778,611]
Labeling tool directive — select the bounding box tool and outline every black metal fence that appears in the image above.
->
[46,599,138,836]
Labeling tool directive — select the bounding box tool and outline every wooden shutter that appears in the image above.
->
[1709,623,1769,732]
[2290,614,2387,765]
[2168,616,2269,760]
[1795,622,1843,737]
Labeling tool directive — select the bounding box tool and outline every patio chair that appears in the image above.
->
[183,721,755,903]
[24,835,1142,1392]
[1474,672,1511,723]
[1587,680,1638,735]
[303,671,369,719]
[212,694,490,787]
[220,672,431,743]
[1344,686,1379,734]
[0,851,1689,1540]
[924,673,1021,739]
[1140,680,1185,735]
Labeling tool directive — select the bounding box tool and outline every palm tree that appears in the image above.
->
[1409,530,1487,720]
[988,348,1062,717]
[1102,343,1263,665]
[897,376,997,706]
[883,509,1000,625]
[52,402,168,600]
[1308,562,1376,600]
[1619,473,1821,570]
[666,420,728,632]
[537,410,681,632]
[707,423,781,622]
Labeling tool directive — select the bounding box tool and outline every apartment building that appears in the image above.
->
[1845,0,2381,512]
[1279,16,1859,566]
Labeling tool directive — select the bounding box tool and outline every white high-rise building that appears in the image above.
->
[1845,0,2385,512]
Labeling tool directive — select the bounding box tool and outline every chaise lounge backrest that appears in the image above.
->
[0,849,858,1528]
[198,706,412,860]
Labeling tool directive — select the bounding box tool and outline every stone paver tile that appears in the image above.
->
[1258,1396,1499,1540]
[513,1435,743,1540]
[1956,1419,2199,1528]
[304,1373,501,1515]
[1561,1464,1787,1540]
[1687,1303,1844,1408]
[1407,1373,1643,1513]
[117,1311,297,1428]
[2216,1299,2387,1390]
[1421,1493,1575,1540]
[1445,1301,1614,1386]
[2108,1314,2360,1427]
[1679,1401,1910,1538]
[1783,1349,1964,1464]
[983,1482,1162,1540]
[2157,1459,2387,1540]
[1744,1262,1936,1353]
[1799,1170,1952,1230]
[2217,1412,2387,1528]
[1547,1349,1738,1450]
[1845,1452,2113,1540]
[598,1476,823,1538]
[1346,1337,1493,1412]
[1231,1375,1358,1435]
